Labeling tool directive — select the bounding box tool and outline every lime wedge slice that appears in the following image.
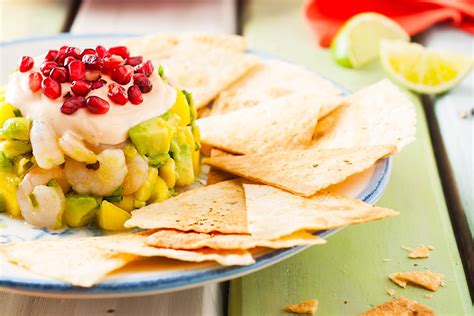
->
[331,12,409,68]
[380,40,473,94]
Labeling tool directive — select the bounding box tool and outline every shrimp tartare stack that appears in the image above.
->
[0,45,200,230]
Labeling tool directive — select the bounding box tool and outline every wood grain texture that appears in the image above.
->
[229,1,472,315]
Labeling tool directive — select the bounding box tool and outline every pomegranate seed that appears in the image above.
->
[40,61,57,76]
[128,85,143,105]
[85,70,101,81]
[125,56,143,66]
[95,45,109,58]
[65,46,82,59]
[91,79,107,90]
[86,96,110,114]
[133,73,153,93]
[62,56,77,67]
[71,80,91,96]
[19,56,34,72]
[134,60,154,77]
[61,96,85,115]
[103,55,124,74]
[41,78,61,99]
[44,50,58,62]
[68,60,85,81]
[28,72,42,92]
[107,83,128,105]
[57,46,68,64]
[81,48,96,57]
[111,65,133,85]
[108,46,130,58]
[49,67,69,83]
[63,91,73,100]
[59,46,69,55]
[82,54,103,70]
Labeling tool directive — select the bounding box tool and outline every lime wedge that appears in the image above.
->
[380,40,473,94]
[331,12,409,68]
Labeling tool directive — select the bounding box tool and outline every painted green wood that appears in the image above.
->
[229,1,472,315]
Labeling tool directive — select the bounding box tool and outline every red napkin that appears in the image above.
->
[304,0,474,47]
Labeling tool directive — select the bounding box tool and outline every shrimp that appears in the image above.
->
[58,132,97,164]
[17,166,68,229]
[30,120,65,169]
[64,149,127,196]
[122,153,149,195]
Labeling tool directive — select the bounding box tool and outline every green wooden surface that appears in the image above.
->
[229,1,472,315]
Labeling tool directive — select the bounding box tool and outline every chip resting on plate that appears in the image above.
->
[312,79,416,153]
[145,229,325,250]
[204,145,394,197]
[126,179,248,233]
[389,271,445,291]
[283,298,319,315]
[206,148,236,185]
[244,184,399,239]
[211,59,341,118]
[198,93,332,154]
[359,296,435,316]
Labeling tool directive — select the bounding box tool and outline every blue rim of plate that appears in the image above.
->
[0,34,393,297]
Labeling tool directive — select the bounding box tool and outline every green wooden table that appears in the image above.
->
[229,1,472,315]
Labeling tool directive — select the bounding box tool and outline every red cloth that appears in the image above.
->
[304,0,474,47]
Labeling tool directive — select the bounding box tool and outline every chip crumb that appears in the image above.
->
[459,111,469,119]
[402,246,413,252]
[424,294,433,299]
[283,299,318,315]
[385,287,396,297]
[359,296,435,316]
[408,245,432,259]
[389,271,445,291]
[383,258,390,262]
[428,245,435,250]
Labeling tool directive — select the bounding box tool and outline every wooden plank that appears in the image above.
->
[229,1,472,315]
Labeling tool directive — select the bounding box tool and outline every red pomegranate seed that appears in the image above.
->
[133,73,153,93]
[44,50,58,62]
[134,60,154,77]
[71,80,91,96]
[56,45,68,64]
[108,46,130,59]
[19,56,34,72]
[62,56,77,67]
[125,56,143,66]
[65,46,82,59]
[86,96,110,114]
[68,60,85,81]
[41,78,61,99]
[91,79,107,90]
[95,45,109,58]
[85,70,101,81]
[63,91,73,100]
[128,85,143,105]
[59,45,69,55]
[28,72,42,92]
[49,67,69,83]
[111,65,133,85]
[40,61,57,76]
[103,55,124,74]
[82,54,103,70]
[107,83,128,105]
[61,96,85,115]
[81,48,96,57]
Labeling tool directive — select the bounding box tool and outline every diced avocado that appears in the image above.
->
[134,167,158,202]
[0,140,32,158]
[113,195,135,212]
[148,152,170,168]
[149,176,171,204]
[128,117,174,156]
[168,89,191,126]
[0,117,31,140]
[0,102,18,127]
[159,158,176,188]
[182,90,197,122]
[64,195,101,228]
[97,201,130,231]
[170,127,194,186]
[0,151,13,171]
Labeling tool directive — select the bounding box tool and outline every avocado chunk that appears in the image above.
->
[0,140,32,158]
[148,152,170,168]
[128,117,173,157]
[64,195,101,228]
[0,117,31,140]
[170,127,194,186]
[97,201,130,231]
[168,89,191,126]
[0,151,13,171]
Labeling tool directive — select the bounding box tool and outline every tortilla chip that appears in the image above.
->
[198,93,327,154]
[283,299,318,315]
[145,229,325,250]
[244,184,399,239]
[204,145,394,197]
[207,149,236,185]
[389,271,445,291]
[0,239,138,287]
[211,59,341,118]
[406,245,432,259]
[360,296,435,316]
[312,80,416,153]
[125,179,248,233]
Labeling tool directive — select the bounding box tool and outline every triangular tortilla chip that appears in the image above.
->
[389,271,444,291]
[360,296,435,316]
[244,184,398,239]
[125,179,248,233]
[145,229,325,250]
[198,93,327,154]
[207,148,236,185]
[283,299,319,315]
[312,80,416,153]
[211,59,341,118]
[204,145,394,197]
[406,245,432,259]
